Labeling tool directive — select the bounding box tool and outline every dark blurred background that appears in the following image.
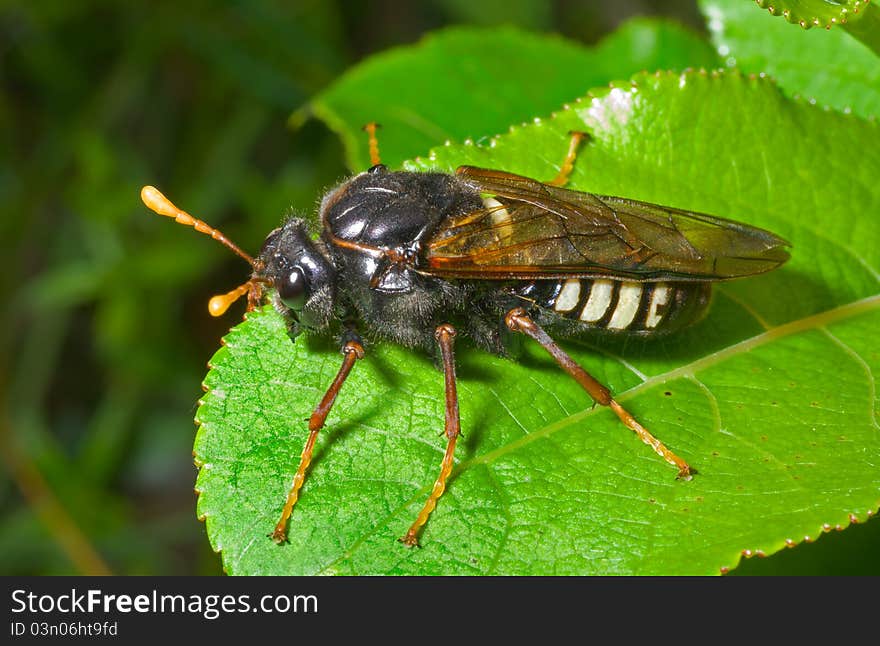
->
[2,0,875,575]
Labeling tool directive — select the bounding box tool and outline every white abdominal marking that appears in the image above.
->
[483,196,513,244]
[579,279,614,321]
[645,284,671,328]
[554,279,581,312]
[607,282,642,329]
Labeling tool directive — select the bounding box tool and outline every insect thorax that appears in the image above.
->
[319,170,485,349]
[321,169,482,246]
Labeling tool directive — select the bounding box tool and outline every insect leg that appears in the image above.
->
[504,308,693,479]
[270,337,366,544]
[362,122,382,166]
[546,131,588,187]
[400,324,461,547]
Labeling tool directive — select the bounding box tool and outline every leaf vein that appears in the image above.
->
[819,327,880,433]
[487,386,532,437]
[715,285,771,330]
[685,374,723,436]
[483,465,513,575]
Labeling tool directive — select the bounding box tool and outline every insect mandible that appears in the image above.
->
[141,124,790,546]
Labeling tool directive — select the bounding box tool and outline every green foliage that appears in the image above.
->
[195,23,880,573]
[702,0,880,117]
[753,0,880,48]
[307,22,718,170]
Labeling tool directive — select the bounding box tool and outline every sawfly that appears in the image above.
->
[142,125,790,546]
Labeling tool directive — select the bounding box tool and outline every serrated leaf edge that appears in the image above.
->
[755,0,872,30]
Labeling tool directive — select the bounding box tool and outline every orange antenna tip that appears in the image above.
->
[208,282,252,317]
[141,185,179,218]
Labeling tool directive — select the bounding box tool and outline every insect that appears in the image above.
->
[142,124,790,547]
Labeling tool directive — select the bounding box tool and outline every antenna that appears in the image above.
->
[140,186,255,265]
[141,185,261,315]
[362,122,382,166]
[209,282,253,317]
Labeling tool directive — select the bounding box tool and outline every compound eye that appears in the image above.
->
[278,266,308,310]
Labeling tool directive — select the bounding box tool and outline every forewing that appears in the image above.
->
[424,167,790,281]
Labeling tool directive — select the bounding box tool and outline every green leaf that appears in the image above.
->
[304,22,718,170]
[195,67,880,575]
[752,0,874,30]
[749,0,880,53]
[700,0,880,118]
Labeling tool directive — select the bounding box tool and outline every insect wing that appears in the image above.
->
[424,167,790,281]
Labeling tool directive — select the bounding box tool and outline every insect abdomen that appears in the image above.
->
[519,278,712,334]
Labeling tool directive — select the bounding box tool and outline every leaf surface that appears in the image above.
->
[196,65,880,575]
[305,22,718,170]
[701,0,880,118]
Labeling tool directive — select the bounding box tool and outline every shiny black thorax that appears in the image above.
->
[318,168,506,352]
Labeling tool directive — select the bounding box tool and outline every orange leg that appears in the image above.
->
[400,324,461,547]
[362,122,382,166]
[271,339,365,544]
[546,131,588,187]
[504,308,693,479]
